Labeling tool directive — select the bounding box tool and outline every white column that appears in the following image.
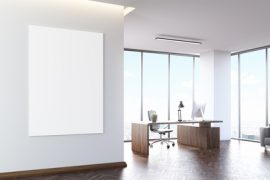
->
[199,50,231,140]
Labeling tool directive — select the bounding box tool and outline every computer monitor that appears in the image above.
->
[191,102,206,120]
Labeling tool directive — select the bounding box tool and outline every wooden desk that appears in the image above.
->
[131,120,222,156]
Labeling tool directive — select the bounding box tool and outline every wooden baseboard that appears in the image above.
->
[0,161,127,179]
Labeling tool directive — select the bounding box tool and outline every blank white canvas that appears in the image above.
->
[28,25,103,136]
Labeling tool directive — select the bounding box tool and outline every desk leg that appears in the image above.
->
[132,123,149,156]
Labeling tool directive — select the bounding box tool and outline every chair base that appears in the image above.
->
[149,134,175,149]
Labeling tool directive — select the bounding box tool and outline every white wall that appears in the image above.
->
[200,50,231,140]
[0,0,124,173]
[214,51,231,140]
[199,52,214,119]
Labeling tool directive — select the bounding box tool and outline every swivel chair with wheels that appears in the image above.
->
[148,110,175,149]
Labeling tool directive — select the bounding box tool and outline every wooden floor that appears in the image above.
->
[13,140,270,180]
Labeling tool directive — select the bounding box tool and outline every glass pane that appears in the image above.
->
[240,49,266,141]
[231,55,239,138]
[143,53,168,139]
[170,55,193,138]
[124,51,141,140]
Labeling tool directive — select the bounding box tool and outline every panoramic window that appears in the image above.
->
[143,53,169,139]
[170,55,193,138]
[143,53,168,122]
[240,49,266,140]
[124,50,198,141]
[124,51,141,140]
[231,48,270,141]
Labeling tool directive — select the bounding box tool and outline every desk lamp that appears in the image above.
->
[178,101,184,121]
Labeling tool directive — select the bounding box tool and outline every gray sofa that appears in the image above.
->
[260,127,270,150]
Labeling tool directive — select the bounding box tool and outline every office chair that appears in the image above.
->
[148,110,175,149]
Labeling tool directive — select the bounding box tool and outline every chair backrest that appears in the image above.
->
[148,110,159,131]
[148,110,156,121]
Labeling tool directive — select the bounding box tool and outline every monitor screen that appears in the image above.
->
[191,102,206,119]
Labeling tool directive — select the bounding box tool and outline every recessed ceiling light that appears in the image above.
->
[124,7,135,16]
[155,35,202,45]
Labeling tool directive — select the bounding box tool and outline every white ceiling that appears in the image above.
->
[123,0,270,54]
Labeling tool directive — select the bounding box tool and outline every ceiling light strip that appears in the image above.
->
[155,37,202,44]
